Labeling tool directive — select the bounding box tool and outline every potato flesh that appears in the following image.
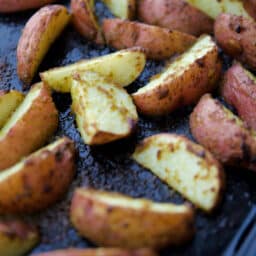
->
[133,134,223,211]
[71,72,138,145]
[186,0,251,19]
[103,0,134,19]
[135,35,215,94]
[41,49,146,92]
[0,91,24,129]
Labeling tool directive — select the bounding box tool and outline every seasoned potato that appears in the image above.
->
[17,5,70,84]
[190,94,256,172]
[186,0,254,19]
[102,19,196,60]
[102,0,136,20]
[214,13,256,70]
[0,137,75,214]
[0,90,24,129]
[0,83,58,171]
[34,248,157,256]
[70,188,194,249]
[133,134,225,212]
[222,63,256,130]
[71,0,104,44]
[0,0,56,13]
[71,71,138,145]
[40,48,146,92]
[137,0,213,36]
[132,35,221,116]
[0,220,39,256]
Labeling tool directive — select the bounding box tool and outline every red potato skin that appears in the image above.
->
[243,0,256,20]
[0,0,56,13]
[222,63,256,130]
[137,0,213,36]
[190,94,256,171]
[214,13,256,70]
[102,18,196,60]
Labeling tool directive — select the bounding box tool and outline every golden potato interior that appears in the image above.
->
[71,71,138,145]
[132,134,225,212]
[70,188,194,249]
[40,48,146,92]
[102,0,135,19]
[0,220,39,256]
[17,5,70,84]
[0,90,24,129]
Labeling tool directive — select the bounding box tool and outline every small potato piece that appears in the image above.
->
[222,63,256,130]
[133,134,225,212]
[0,82,58,171]
[190,94,256,171]
[132,35,221,116]
[70,188,195,249]
[0,90,24,129]
[40,48,146,92]
[0,0,56,13]
[137,0,213,36]
[102,0,136,20]
[0,220,39,256]
[214,13,256,70]
[34,248,157,256]
[0,137,75,214]
[102,19,196,60]
[71,72,138,145]
[17,5,70,84]
[71,0,104,44]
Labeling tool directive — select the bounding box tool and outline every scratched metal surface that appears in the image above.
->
[0,1,256,255]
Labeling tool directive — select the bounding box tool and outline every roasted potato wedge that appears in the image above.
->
[71,71,138,145]
[0,83,58,171]
[0,220,39,256]
[17,5,70,84]
[0,137,75,214]
[0,0,56,13]
[137,0,213,36]
[132,35,221,116]
[133,134,225,212]
[190,94,256,171]
[186,0,254,20]
[102,0,136,20]
[40,48,146,92]
[222,63,256,130]
[71,0,104,44]
[70,188,194,249]
[102,19,196,60]
[34,248,157,256]
[0,90,24,129]
[214,13,256,70]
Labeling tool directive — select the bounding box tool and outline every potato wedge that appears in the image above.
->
[71,71,138,145]
[214,13,256,70]
[0,90,24,129]
[102,19,196,60]
[102,0,136,20]
[40,48,146,93]
[132,35,221,116]
[71,0,104,44]
[137,0,213,36]
[70,188,194,249]
[34,248,157,256]
[0,220,39,256]
[0,137,75,214]
[17,5,70,85]
[0,0,56,13]
[222,63,256,130]
[186,0,253,19]
[133,134,225,212]
[190,94,256,171]
[0,82,58,171]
